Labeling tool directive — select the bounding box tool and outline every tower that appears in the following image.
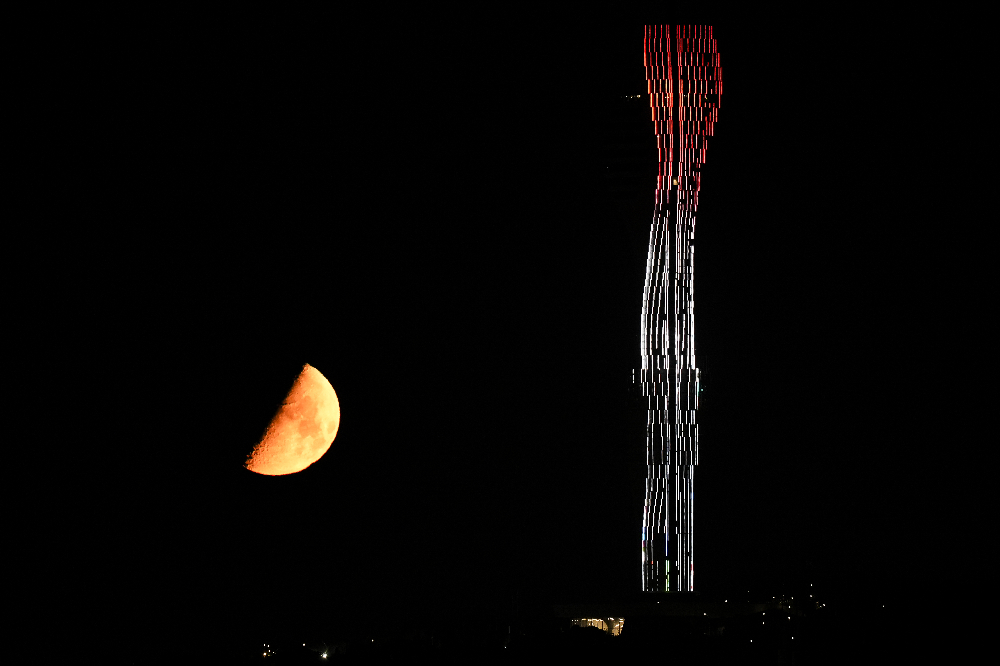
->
[637,25,722,593]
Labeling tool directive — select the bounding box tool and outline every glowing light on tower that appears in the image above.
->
[637,24,722,593]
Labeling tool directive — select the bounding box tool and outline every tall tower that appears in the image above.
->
[638,25,722,593]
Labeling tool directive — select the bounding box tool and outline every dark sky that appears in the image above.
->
[47,15,928,655]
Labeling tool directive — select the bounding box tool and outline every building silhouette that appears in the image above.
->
[637,25,722,593]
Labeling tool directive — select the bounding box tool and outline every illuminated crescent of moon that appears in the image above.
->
[244,364,340,475]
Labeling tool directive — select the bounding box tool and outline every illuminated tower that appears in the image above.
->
[637,25,722,593]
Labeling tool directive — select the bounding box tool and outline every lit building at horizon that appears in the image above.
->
[637,24,722,593]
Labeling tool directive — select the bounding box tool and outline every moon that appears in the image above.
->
[244,363,340,475]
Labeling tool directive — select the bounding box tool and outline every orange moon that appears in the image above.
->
[244,364,340,476]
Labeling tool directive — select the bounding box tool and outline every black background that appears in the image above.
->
[32,13,933,658]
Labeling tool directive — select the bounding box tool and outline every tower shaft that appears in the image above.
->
[638,25,721,593]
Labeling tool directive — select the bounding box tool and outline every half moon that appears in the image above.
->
[244,363,340,475]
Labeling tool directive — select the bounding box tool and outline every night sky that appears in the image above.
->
[45,15,928,657]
